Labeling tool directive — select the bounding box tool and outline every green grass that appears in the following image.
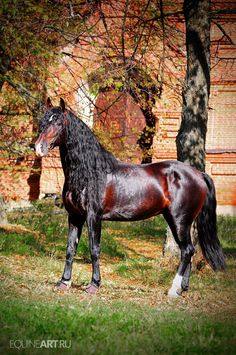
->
[0,200,236,354]
[217,215,236,257]
[217,215,236,244]
[0,230,45,255]
[4,200,127,260]
[106,215,167,240]
[0,298,235,355]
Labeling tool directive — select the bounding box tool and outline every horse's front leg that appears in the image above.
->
[56,214,85,291]
[86,212,102,295]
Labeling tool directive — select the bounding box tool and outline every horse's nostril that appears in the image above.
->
[29,143,35,150]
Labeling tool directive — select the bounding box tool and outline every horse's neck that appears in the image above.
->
[59,145,69,176]
[59,119,118,193]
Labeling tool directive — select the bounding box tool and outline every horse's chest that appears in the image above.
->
[63,189,86,216]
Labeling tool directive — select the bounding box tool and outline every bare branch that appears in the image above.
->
[210,9,236,18]
[212,20,235,46]
[142,10,184,24]
[159,0,166,93]
[121,0,130,63]
[0,112,30,116]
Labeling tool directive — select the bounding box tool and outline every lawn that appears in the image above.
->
[0,200,236,354]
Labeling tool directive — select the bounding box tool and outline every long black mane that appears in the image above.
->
[64,110,118,211]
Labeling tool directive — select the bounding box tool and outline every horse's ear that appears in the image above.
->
[47,97,52,109]
[60,98,66,112]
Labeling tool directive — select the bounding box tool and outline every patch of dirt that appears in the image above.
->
[0,223,39,236]
[116,237,163,259]
[1,252,235,317]
[0,231,235,316]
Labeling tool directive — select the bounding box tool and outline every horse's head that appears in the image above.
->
[35,98,67,157]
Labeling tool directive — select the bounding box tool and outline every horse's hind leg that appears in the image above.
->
[181,262,192,291]
[163,211,194,297]
[168,230,194,297]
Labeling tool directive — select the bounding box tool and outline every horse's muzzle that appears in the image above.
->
[35,142,49,157]
[35,134,49,157]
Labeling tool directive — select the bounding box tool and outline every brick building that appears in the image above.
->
[0,2,235,215]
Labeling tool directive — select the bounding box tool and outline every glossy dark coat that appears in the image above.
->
[35,99,225,296]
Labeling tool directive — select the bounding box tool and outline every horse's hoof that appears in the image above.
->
[55,280,70,292]
[167,288,182,298]
[181,278,189,291]
[85,284,99,295]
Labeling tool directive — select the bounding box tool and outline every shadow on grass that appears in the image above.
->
[104,216,167,242]
[223,247,236,258]
[0,229,45,256]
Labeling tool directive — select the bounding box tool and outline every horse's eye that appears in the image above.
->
[48,114,56,122]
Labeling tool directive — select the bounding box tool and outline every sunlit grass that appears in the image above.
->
[0,200,236,354]
[0,297,235,355]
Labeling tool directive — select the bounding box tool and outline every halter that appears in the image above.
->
[64,111,69,126]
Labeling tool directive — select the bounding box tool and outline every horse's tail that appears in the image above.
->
[196,172,226,271]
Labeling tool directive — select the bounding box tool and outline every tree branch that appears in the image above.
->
[212,20,235,45]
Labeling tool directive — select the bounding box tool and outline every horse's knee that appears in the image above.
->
[66,245,76,261]
[90,246,100,261]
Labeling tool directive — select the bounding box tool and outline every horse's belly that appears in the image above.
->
[102,205,163,221]
[102,183,169,221]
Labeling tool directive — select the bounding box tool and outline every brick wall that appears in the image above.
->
[0,8,235,213]
[0,84,235,213]
[93,91,146,162]
[38,149,64,198]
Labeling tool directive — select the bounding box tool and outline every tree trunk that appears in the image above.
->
[136,107,156,164]
[176,0,210,171]
[27,94,48,200]
[164,0,211,255]
[0,195,8,225]
[129,86,157,164]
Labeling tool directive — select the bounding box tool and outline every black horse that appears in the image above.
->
[35,98,225,297]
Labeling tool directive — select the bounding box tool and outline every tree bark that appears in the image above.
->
[176,0,210,171]
[128,68,159,164]
[164,0,211,255]
[135,105,156,164]
[27,102,44,200]
[0,195,8,225]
